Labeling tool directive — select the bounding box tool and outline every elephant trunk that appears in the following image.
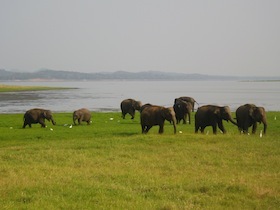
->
[73,115,77,125]
[262,119,267,134]
[228,117,238,126]
[50,117,56,125]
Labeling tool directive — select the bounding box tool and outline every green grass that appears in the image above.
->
[0,84,72,92]
[0,112,279,209]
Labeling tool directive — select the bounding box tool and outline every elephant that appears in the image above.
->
[178,96,198,112]
[195,105,237,134]
[140,103,153,112]
[23,108,56,128]
[73,108,91,125]
[120,98,142,119]
[173,98,192,124]
[236,104,267,135]
[140,105,176,134]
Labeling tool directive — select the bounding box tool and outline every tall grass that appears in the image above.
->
[0,112,279,209]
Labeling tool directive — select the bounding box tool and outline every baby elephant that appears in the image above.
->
[236,104,267,135]
[73,108,91,125]
[23,108,56,128]
[120,98,142,119]
[141,105,176,134]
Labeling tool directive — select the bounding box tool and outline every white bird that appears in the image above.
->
[69,125,73,128]
[179,131,183,134]
[110,118,114,121]
[260,130,263,138]
[50,128,53,131]
[275,116,277,120]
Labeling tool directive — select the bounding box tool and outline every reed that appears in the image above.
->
[0,112,279,209]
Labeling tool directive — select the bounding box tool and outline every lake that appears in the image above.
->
[0,80,279,113]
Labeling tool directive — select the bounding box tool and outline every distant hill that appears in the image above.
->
[0,69,278,81]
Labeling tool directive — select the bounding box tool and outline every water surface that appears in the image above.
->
[0,80,279,113]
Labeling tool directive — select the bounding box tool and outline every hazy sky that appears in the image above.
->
[0,0,279,76]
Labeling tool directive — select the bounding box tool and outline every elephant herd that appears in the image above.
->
[120,98,267,135]
[22,97,267,135]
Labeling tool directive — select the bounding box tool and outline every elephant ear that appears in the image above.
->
[132,101,138,109]
[161,108,169,119]
[42,111,47,118]
[248,107,254,117]
[214,108,221,117]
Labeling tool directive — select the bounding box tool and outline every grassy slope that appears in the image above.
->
[0,112,279,209]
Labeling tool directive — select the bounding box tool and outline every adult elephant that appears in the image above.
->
[73,108,91,125]
[23,108,56,128]
[173,98,192,124]
[178,96,198,112]
[195,105,237,134]
[120,98,142,119]
[140,105,176,134]
[236,104,267,135]
[140,103,153,112]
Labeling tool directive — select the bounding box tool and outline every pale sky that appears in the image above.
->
[0,0,279,76]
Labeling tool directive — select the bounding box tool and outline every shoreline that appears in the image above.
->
[0,84,74,92]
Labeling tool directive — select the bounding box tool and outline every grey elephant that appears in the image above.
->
[195,105,237,134]
[178,96,198,112]
[73,108,91,125]
[236,104,267,134]
[173,98,192,124]
[140,105,176,134]
[23,108,56,128]
[120,98,142,119]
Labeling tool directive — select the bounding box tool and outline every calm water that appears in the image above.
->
[0,80,279,113]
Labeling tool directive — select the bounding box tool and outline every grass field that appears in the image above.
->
[0,84,71,92]
[0,111,279,209]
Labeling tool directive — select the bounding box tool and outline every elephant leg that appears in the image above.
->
[238,126,243,134]
[200,126,206,134]
[87,120,90,125]
[176,116,179,124]
[159,124,164,134]
[188,113,191,124]
[144,125,153,133]
[141,125,146,133]
[182,114,186,124]
[217,121,226,134]
[122,112,126,119]
[130,110,135,119]
[39,121,46,128]
[195,126,199,133]
[252,123,257,134]
[23,121,27,128]
[244,127,249,134]
[212,124,217,134]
